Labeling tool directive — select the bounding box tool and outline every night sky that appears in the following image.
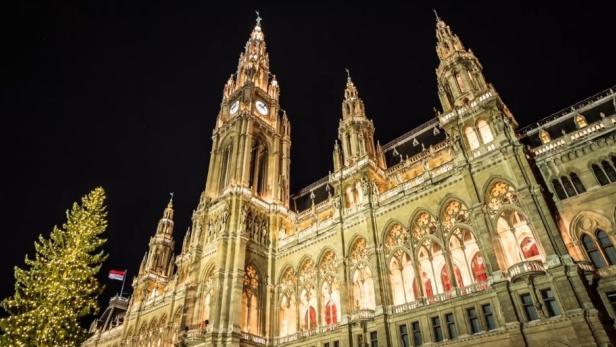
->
[1,1,614,320]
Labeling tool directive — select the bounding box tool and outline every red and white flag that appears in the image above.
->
[108,269,126,281]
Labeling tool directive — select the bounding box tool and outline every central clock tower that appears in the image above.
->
[193,15,291,343]
[204,16,290,205]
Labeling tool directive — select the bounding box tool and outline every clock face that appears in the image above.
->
[230,100,240,115]
[255,100,268,115]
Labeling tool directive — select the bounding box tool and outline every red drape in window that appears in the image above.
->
[520,237,539,258]
[324,301,337,325]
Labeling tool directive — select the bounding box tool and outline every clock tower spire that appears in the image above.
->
[204,14,291,206]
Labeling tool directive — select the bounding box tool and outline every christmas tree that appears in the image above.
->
[0,187,109,346]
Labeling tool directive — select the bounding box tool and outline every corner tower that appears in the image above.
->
[434,14,518,155]
[332,73,386,209]
[132,197,176,303]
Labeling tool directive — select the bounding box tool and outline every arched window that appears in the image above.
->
[199,271,216,326]
[241,264,260,334]
[218,144,232,193]
[278,268,297,337]
[352,266,376,310]
[570,173,586,194]
[597,229,616,265]
[602,160,616,182]
[350,238,376,310]
[319,251,341,326]
[477,119,494,144]
[581,234,605,268]
[552,179,567,200]
[278,294,297,337]
[592,164,610,185]
[465,127,480,150]
[298,259,317,331]
[561,176,577,197]
[389,251,417,305]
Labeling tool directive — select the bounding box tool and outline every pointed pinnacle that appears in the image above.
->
[255,10,262,26]
[433,9,440,21]
[345,68,351,81]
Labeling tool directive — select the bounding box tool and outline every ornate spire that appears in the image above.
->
[163,192,174,220]
[156,195,175,236]
[435,16,466,60]
[434,15,490,113]
[234,13,271,92]
[342,70,365,119]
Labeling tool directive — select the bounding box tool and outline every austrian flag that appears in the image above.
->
[108,269,126,281]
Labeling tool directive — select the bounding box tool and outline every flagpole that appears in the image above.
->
[119,269,127,298]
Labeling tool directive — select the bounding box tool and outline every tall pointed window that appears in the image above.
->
[582,234,605,268]
[218,144,232,193]
[602,160,616,182]
[561,176,577,197]
[350,238,376,310]
[464,127,480,150]
[477,120,494,144]
[570,173,586,194]
[552,179,567,200]
[593,164,610,186]
[298,259,317,331]
[278,268,297,337]
[319,251,341,326]
[241,264,260,334]
[249,137,268,196]
[597,229,616,265]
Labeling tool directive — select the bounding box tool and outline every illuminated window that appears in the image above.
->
[465,127,480,150]
[477,120,494,144]
[539,129,551,144]
[575,114,588,128]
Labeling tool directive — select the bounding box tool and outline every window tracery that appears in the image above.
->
[412,212,438,240]
[487,181,518,214]
[441,200,470,231]
[384,224,410,249]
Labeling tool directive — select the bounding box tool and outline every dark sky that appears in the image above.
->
[1,1,614,318]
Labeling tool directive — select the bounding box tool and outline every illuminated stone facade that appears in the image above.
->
[84,15,616,347]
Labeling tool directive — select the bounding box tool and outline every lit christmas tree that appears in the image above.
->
[0,187,109,346]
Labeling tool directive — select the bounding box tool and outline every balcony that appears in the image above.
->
[508,260,545,281]
[458,281,489,296]
[576,260,595,273]
[351,309,375,322]
[392,300,424,314]
[240,332,267,344]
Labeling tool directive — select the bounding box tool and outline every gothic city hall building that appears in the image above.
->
[84,15,616,347]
